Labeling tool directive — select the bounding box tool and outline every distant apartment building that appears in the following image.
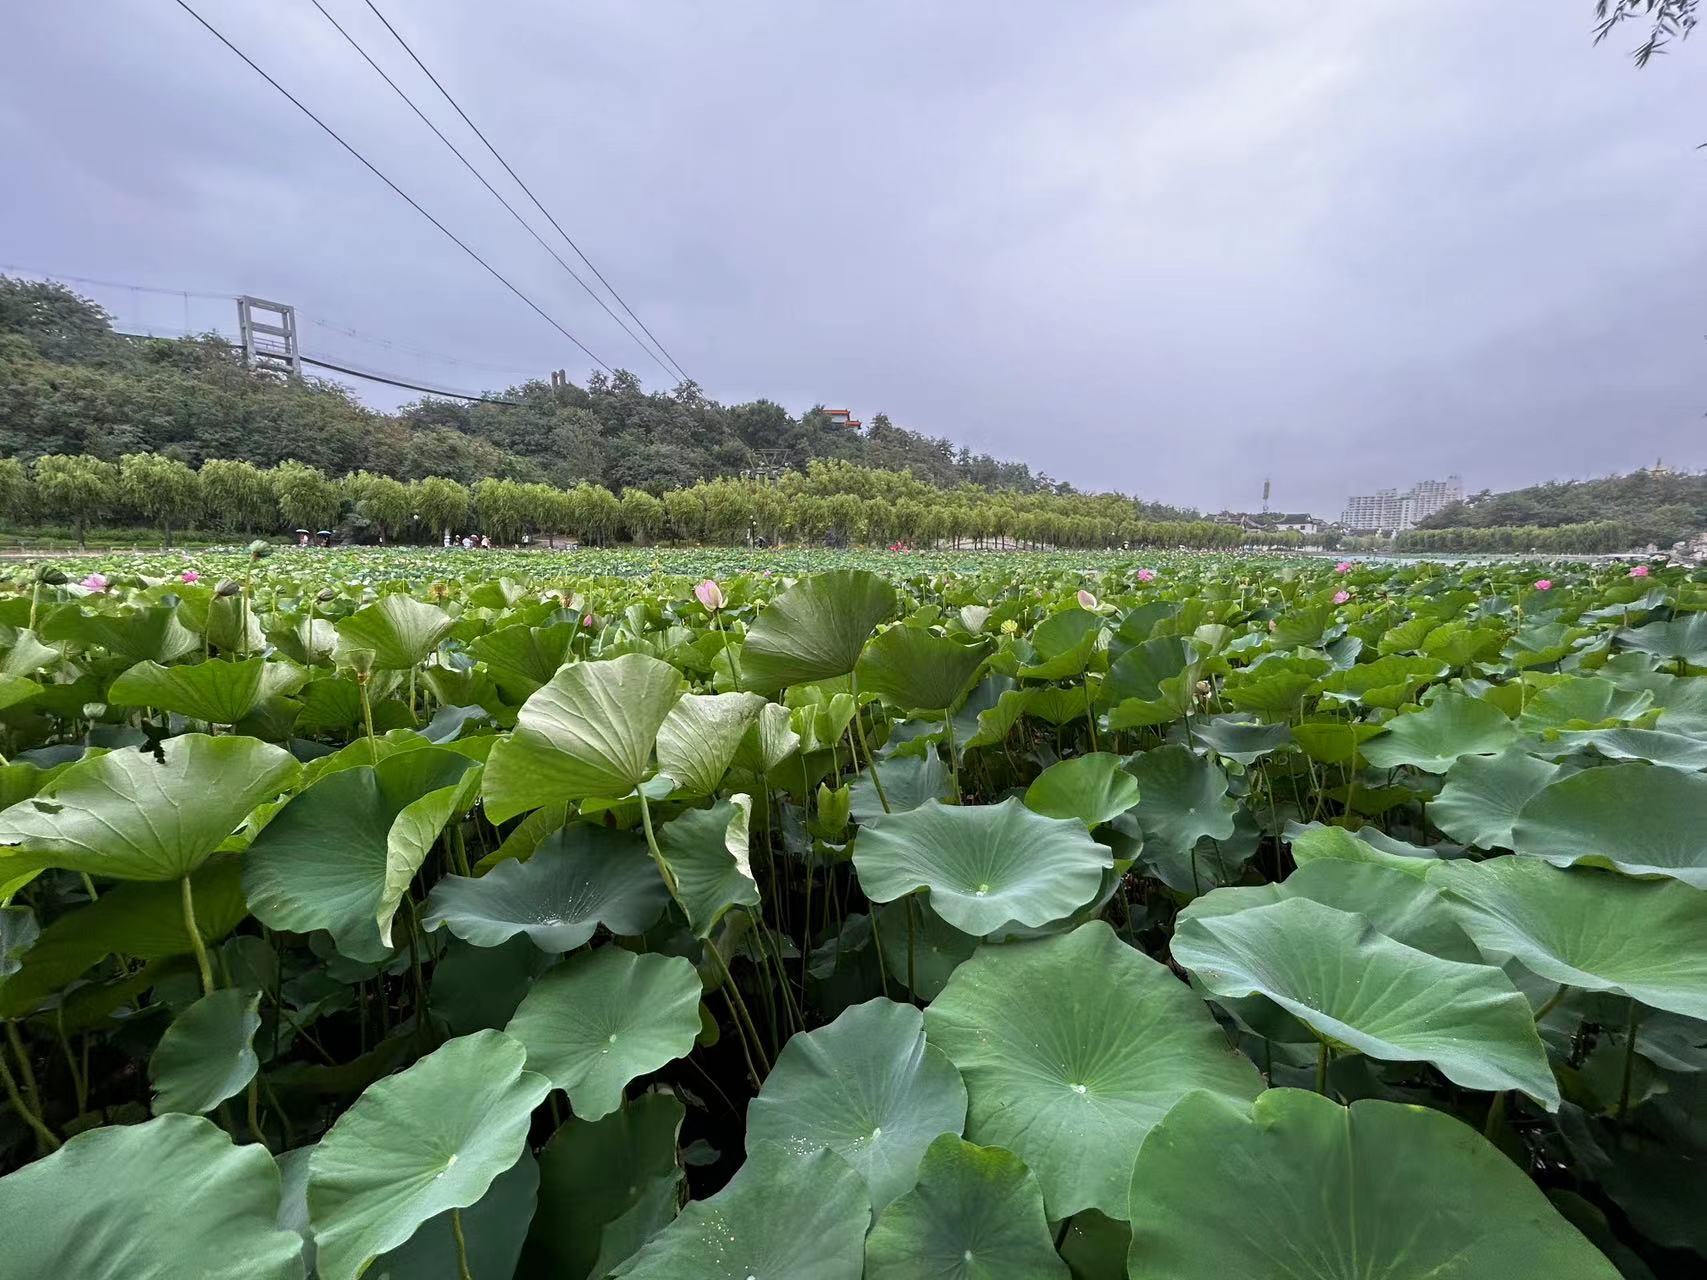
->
[1341,475,1462,532]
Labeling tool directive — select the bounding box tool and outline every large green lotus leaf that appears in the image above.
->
[0,734,299,882]
[1222,664,1322,717]
[1024,752,1139,827]
[522,1092,684,1279]
[369,1152,538,1280]
[1177,859,1479,1042]
[855,625,992,711]
[1286,820,1442,879]
[865,1133,1068,1280]
[655,691,766,795]
[150,986,262,1114]
[107,657,307,726]
[1431,857,1707,1020]
[1172,897,1557,1106]
[244,747,480,961]
[874,896,977,1000]
[852,798,1111,935]
[1511,762,1707,886]
[925,920,1263,1220]
[423,823,667,953]
[1620,613,1707,664]
[740,568,897,693]
[0,673,42,714]
[1101,636,1192,706]
[1360,691,1518,773]
[0,1112,305,1279]
[308,1030,549,1280]
[468,621,575,697]
[1551,726,1707,770]
[1183,858,1480,963]
[851,751,952,822]
[656,795,757,937]
[1032,607,1103,661]
[1183,714,1291,764]
[0,855,246,1017]
[1123,744,1237,859]
[333,593,456,670]
[503,947,702,1120]
[42,602,201,664]
[1518,677,1654,732]
[732,700,801,775]
[747,998,968,1212]
[482,653,682,822]
[1429,748,1562,850]
[1125,1090,1616,1280]
[1318,654,1449,709]
[613,1143,870,1280]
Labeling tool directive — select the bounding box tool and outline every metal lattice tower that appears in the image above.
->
[237,295,302,374]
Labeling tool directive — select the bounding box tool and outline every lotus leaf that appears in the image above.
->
[503,947,702,1119]
[852,798,1111,935]
[747,998,968,1211]
[925,921,1263,1219]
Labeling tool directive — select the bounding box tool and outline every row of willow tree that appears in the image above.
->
[0,452,1306,551]
[1380,520,1673,555]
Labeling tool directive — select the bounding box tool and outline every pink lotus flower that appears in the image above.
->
[1533,579,1552,591]
[1077,589,1098,610]
[581,613,596,628]
[1136,568,1156,583]
[1334,561,1353,574]
[1629,564,1651,578]
[1333,590,1350,604]
[81,573,109,593]
[180,569,200,583]
[694,579,726,611]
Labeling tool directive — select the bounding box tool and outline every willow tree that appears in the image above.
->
[119,453,200,547]
[33,453,117,548]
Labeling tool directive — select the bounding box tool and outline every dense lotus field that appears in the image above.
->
[0,545,1704,1278]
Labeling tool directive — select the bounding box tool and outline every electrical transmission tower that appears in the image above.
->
[237,295,302,374]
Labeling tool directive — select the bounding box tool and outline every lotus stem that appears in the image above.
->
[712,608,743,688]
[635,788,680,897]
[1533,983,1569,1023]
[942,709,961,803]
[1083,681,1099,753]
[1315,1040,1331,1097]
[848,675,889,814]
[1483,1090,1506,1141]
[904,894,918,996]
[707,942,769,1081]
[180,875,216,995]
[868,904,894,1001]
[357,674,378,766]
[0,1035,59,1153]
[451,1208,474,1280]
[1617,996,1639,1123]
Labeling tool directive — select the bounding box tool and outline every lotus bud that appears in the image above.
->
[695,579,726,611]
[247,539,272,560]
[215,578,243,598]
[1076,589,1098,611]
[1195,679,1211,696]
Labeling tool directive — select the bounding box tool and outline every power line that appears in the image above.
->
[113,329,526,405]
[8,261,542,384]
[361,0,694,386]
[307,0,675,383]
[172,0,613,374]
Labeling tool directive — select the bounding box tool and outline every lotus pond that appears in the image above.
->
[0,547,1702,1278]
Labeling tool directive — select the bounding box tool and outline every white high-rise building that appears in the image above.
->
[1341,475,1462,532]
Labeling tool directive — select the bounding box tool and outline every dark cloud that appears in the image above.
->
[2,0,1701,514]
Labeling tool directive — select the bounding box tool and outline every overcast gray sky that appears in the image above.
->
[2,1,1702,514]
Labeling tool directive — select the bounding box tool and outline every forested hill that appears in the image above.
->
[1417,466,1707,548]
[0,275,1189,515]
